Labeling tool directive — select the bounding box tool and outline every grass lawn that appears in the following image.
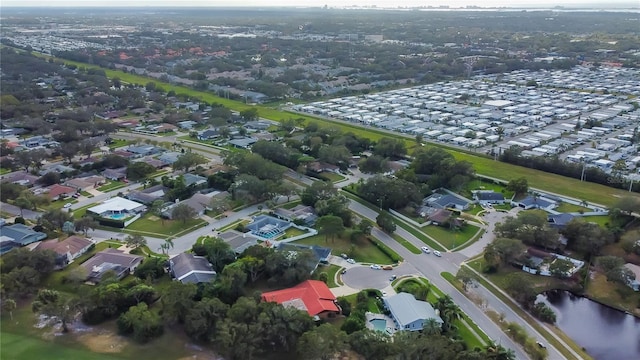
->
[422,224,480,250]
[0,168,11,175]
[283,227,307,238]
[79,190,93,198]
[71,204,95,219]
[394,218,446,251]
[462,178,513,200]
[46,199,78,210]
[294,233,395,264]
[580,215,613,227]
[391,233,422,254]
[316,264,342,288]
[556,202,590,213]
[125,214,207,237]
[317,172,346,183]
[585,272,640,316]
[466,204,486,216]
[1,332,122,360]
[108,139,131,149]
[97,181,127,192]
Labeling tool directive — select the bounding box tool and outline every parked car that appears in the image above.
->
[346,258,356,264]
[370,264,381,270]
[341,269,347,275]
[340,253,348,259]
[389,274,397,281]
[381,291,388,296]
[63,203,72,208]
[421,246,431,254]
[382,265,393,270]
[433,250,442,257]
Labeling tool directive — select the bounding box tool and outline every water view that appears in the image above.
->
[540,290,640,360]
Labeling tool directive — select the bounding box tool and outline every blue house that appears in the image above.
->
[0,223,47,254]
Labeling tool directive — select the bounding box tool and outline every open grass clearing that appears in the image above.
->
[391,233,422,254]
[422,224,480,249]
[124,213,207,237]
[96,180,127,192]
[294,233,395,265]
[556,202,590,213]
[1,332,122,360]
[462,178,513,200]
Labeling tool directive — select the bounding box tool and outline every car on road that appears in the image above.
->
[536,341,546,349]
[433,250,442,257]
[370,264,382,270]
[381,291,388,296]
[421,246,431,254]
[382,265,393,270]
[346,258,356,264]
[340,269,347,275]
[63,203,72,208]
[389,275,397,281]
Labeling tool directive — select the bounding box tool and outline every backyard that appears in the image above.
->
[294,232,397,265]
[461,178,514,200]
[555,202,591,213]
[124,214,207,237]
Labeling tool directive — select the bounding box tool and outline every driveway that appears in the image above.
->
[342,262,419,290]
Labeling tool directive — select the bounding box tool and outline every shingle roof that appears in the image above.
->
[170,253,216,284]
[261,280,339,317]
[0,224,47,245]
[384,292,443,328]
[37,235,93,256]
[476,191,505,201]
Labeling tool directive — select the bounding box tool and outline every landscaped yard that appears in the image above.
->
[315,263,342,288]
[97,181,127,192]
[556,202,590,213]
[294,233,397,265]
[125,214,207,237]
[72,204,95,219]
[317,172,346,183]
[462,178,514,200]
[422,224,481,249]
[282,227,308,238]
[46,199,78,210]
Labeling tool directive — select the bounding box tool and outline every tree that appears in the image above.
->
[32,289,77,332]
[316,215,345,242]
[504,273,537,305]
[117,303,164,343]
[376,212,396,233]
[612,197,640,215]
[160,239,174,255]
[483,238,526,267]
[240,108,259,121]
[358,155,389,174]
[134,257,165,280]
[125,234,147,250]
[2,298,17,320]
[297,323,348,360]
[171,203,197,224]
[172,151,207,172]
[300,180,337,206]
[37,172,61,187]
[149,199,166,225]
[14,196,34,217]
[435,295,462,333]
[198,237,236,273]
[348,330,394,360]
[79,139,98,159]
[562,219,614,255]
[456,266,478,291]
[506,177,528,196]
[127,162,156,181]
[237,256,265,283]
[184,297,229,341]
[73,217,98,236]
[373,137,406,159]
[39,209,73,231]
[358,219,373,236]
[161,282,197,324]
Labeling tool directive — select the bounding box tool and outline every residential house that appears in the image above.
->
[307,161,340,174]
[276,243,331,272]
[87,197,146,219]
[111,150,135,159]
[424,193,471,211]
[383,292,443,332]
[2,171,39,186]
[81,248,143,283]
[0,223,47,254]
[157,152,181,166]
[37,235,94,268]
[273,205,318,225]
[169,253,217,284]
[514,195,557,210]
[134,157,166,169]
[127,145,161,158]
[228,137,257,149]
[164,193,211,218]
[40,164,74,175]
[198,128,221,140]
[244,120,273,131]
[182,173,207,187]
[218,229,260,254]
[547,213,576,229]
[102,167,127,181]
[427,209,463,228]
[64,175,106,191]
[474,191,506,205]
[44,184,77,200]
[126,185,168,205]
[261,280,340,319]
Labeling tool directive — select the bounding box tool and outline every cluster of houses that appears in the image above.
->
[292,66,640,179]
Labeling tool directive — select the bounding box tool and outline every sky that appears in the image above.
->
[0,0,637,8]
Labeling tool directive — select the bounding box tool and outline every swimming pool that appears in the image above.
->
[109,213,126,220]
[370,319,386,332]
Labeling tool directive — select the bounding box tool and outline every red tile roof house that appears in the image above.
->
[261,280,340,319]
[37,235,95,268]
[45,184,77,200]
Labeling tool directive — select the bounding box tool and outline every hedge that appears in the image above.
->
[368,237,402,263]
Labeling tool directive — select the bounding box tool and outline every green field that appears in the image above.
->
[1,332,123,360]
[294,233,396,264]
[97,181,127,192]
[422,224,480,249]
[556,202,590,213]
[125,214,207,237]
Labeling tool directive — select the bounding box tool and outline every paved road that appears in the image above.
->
[0,202,43,220]
[343,262,419,290]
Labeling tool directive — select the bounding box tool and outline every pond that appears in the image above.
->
[538,290,640,360]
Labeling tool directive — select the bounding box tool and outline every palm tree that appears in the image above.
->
[160,238,174,255]
[422,318,442,335]
[435,295,463,333]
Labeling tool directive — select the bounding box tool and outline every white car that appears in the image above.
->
[433,250,442,257]
[63,203,72,208]
[346,258,356,264]
[370,264,381,270]
[421,246,431,254]
[381,290,388,296]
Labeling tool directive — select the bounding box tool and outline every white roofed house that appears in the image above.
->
[383,293,443,332]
